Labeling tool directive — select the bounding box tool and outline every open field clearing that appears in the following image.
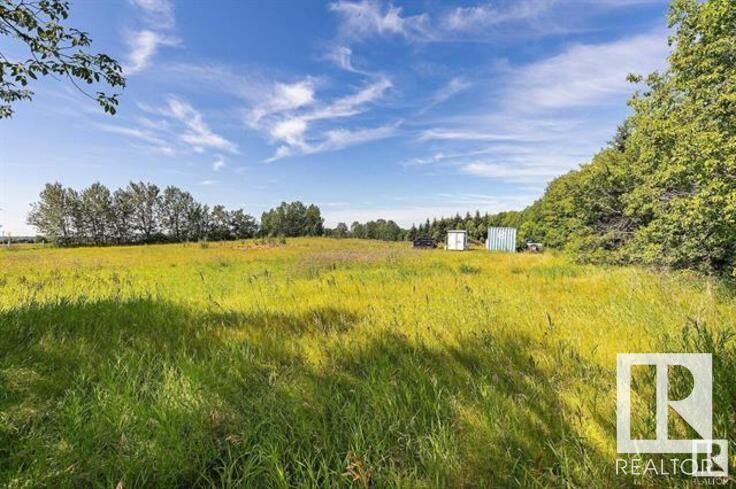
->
[1,239,735,487]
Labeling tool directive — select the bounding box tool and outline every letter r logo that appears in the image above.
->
[616,353,728,477]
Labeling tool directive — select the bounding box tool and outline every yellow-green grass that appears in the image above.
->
[0,238,734,487]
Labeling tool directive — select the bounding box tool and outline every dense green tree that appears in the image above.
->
[260,201,323,237]
[334,222,349,238]
[185,202,210,241]
[229,209,258,239]
[111,188,135,244]
[27,182,75,244]
[209,205,231,241]
[304,204,324,236]
[620,0,736,273]
[80,182,113,245]
[127,182,160,242]
[159,186,194,241]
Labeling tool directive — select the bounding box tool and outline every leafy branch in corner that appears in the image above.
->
[0,0,125,118]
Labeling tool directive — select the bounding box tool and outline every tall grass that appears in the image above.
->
[0,238,734,487]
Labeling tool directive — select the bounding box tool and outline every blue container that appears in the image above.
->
[487,227,517,252]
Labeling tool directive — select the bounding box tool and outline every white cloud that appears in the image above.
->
[212,157,226,171]
[124,30,179,75]
[266,123,398,162]
[318,124,399,151]
[270,118,309,146]
[311,76,392,120]
[97,123,175,156]
[329,0,431,41]
[162,62,274,103]
[411,29,669,189]
[426,77,471,107]
[250,77,393,160]
[165,97,239,154]
[328,0,664,44]
[418,129,537,143]
[249,79,317,126]
[460,161,565,182]
[508,31,668,110]
[327,45,357,72]
[128,0,175,28]
[442,0,553,32]
[199,179,218,186]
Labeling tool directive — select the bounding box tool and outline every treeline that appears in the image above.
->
[321,212,523,242]
[27,183,524,246]
[515,0,736,275]
[28,182,258,246]
[325,213,522,242]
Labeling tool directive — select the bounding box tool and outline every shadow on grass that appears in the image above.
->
[0,298,618,488]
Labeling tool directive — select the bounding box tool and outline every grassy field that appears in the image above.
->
[1,238,734,487]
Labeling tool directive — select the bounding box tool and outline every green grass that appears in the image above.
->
[0,238,734,487]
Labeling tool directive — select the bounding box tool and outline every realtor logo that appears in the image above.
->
[616,353,728,478]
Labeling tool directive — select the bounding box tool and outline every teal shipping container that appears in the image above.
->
[487,227,517,252]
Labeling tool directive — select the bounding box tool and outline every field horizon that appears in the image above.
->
[2,238,734,487]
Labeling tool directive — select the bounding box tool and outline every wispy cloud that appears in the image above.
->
[212,157,226,171]
[418,129,538,143]
[97,123,175,156]
[460,161,565,182]
[128,0,175,28]
[441,0,553,32]
[425,77,471,108]
[325,45,362,73]
[412,28,668,186]
[125,0,178,75]
[329,0,431,41]
[267,123,399,162]
[328,0,663,44]
[110,96,239,157]
[124,30,179,75]
[248,79,317,126]
[163,97,239,154]
[507,30,668,110]
[250,76,394,161]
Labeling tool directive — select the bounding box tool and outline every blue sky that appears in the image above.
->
[1,0,671,235]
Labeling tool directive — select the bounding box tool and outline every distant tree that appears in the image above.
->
[304,204,324,236]
[111,188,135,244]
[65,187,84,242]
[27,182,75,244]
[229,209,257,239]
[185,202,210,241]
[127,181,160,242]
[260,201,323,237]
[159,186,193,241]
[0,0,125,118]
[350,221,365,239]
[209,205,231,241]
[80,182,113,245]
[334,222,349,238]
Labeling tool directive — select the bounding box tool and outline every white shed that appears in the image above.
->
[446,230,468,251]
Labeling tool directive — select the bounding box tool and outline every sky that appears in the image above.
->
[0,0,672,235]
